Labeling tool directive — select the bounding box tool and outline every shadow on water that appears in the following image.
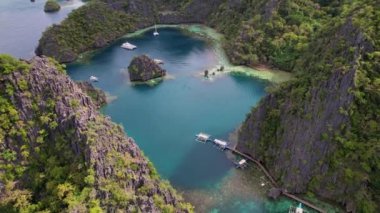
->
[169,142,233,189]
[127,28,208,60]
[130,81,165,92]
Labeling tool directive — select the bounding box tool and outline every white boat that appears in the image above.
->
[213,139,227,149]
[153,25,159,36]
[238,159,247,166]
[289,203,304,213]
[195,133,210,143]
[236,159,247,168]
[89,75,99,82]
[121,42,137,50]
[154,59,164,64]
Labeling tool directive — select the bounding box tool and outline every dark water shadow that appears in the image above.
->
[168,141,234,189]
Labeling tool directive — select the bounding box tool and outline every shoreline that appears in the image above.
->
[74,24,293,84]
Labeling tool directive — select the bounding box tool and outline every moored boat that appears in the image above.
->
[121,42,137,50]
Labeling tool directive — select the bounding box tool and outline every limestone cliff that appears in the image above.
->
[128,55,166,82]
[237,11,379,212]
[0,55,193,212]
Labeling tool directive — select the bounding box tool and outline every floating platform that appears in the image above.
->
[195,132,229,150]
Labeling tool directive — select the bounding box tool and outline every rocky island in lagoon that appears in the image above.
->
[44,0,60,13]
[128,55,166,84]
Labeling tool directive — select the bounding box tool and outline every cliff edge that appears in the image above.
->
[0,55,193,212]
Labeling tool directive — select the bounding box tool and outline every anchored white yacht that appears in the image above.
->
[121,42,137,50]
[153,25,159,36]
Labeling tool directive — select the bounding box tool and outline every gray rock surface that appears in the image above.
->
[128,55,166,82]
[0,56,191,212]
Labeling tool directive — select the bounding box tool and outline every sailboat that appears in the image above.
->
[153,25,159,36]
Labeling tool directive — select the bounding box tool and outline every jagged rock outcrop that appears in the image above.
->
[0,55,193,212]
[128,55,166,82]
[77,81,107,108]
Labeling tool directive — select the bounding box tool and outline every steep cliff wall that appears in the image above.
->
[237,4,379,212]
[0,55,193,212]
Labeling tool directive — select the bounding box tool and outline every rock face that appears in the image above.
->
[77,81,107,108]
[128,55,166,82]
[44,0,61,12]
[237,16,378,212]
[0,55,192,212]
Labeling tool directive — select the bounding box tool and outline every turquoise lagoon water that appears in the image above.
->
[0,1,322,212]
[67,28,267,187]
[67,28,299,212]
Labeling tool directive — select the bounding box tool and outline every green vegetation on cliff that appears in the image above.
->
[0,55,193,212]
[37,1,135,63]
[209,0,326,71]
[34,0,379,211]
[44,0,61,13]
[237,0,379,212]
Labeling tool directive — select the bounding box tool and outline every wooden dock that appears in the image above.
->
[226,147,278,187]
[226,146,326,213]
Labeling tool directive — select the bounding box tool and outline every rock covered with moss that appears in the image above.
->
[44,0,60,12]
[77,81,107,108]
[0,55,193,212]
[128,55,166,82]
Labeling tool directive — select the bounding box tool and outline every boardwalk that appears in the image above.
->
[226,147,278,187]
[226,146,326,213]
